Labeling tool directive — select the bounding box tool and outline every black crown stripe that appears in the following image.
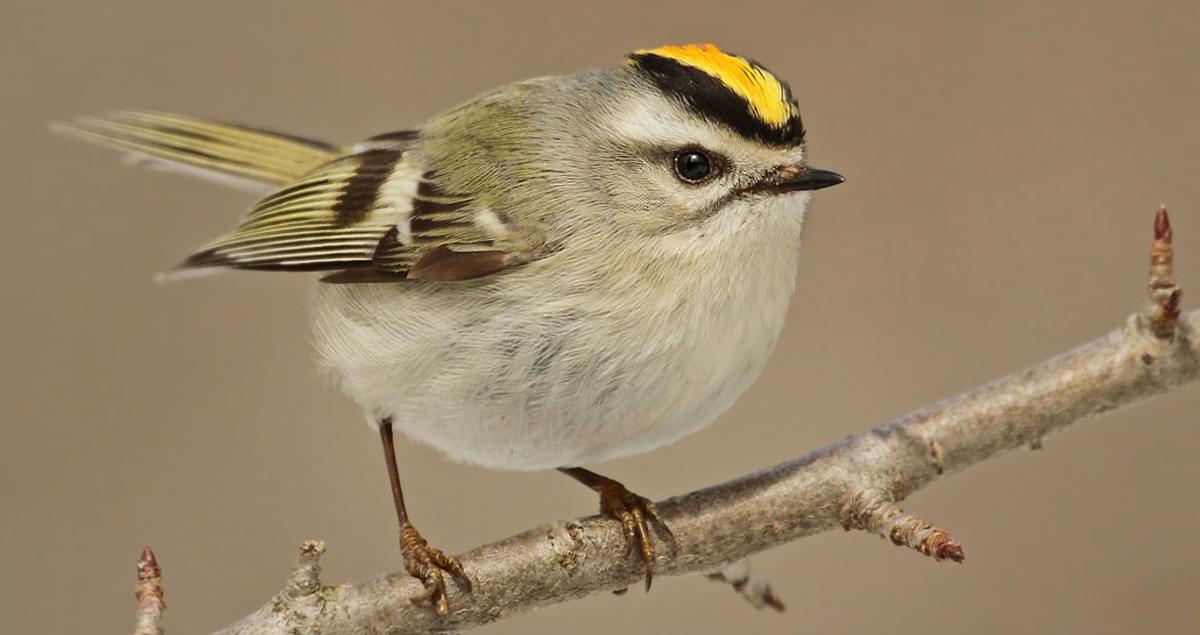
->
[631,53,805,147]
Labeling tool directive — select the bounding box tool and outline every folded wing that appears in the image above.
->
[60,110,545,282]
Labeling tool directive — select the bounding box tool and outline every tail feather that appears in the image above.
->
[53,109,345,188]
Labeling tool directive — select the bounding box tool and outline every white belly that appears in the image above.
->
[310,196,808,470]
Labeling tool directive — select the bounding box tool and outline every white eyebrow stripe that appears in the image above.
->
[612,96,729,149]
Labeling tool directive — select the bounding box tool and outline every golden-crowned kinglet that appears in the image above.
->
[58,43,843,613]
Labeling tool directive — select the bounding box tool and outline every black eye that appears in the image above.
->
[674,149,713,183]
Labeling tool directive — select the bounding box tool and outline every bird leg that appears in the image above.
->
[379,419,471,614]
[558,467,674,590]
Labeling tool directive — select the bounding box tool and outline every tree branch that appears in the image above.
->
[212,209,1197,634]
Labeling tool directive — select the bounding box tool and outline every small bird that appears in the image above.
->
[58,43,842,614]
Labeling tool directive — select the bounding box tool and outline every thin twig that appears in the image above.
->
[1147,206,1182,339]
[284,540,326,600]
[844,490,964,562]
[133,547,165,635]
[208,208,1196,634]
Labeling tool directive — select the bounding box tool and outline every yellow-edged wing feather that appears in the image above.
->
[182,148,419,271]
[180,147,533,280]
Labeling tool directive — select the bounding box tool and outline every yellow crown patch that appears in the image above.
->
[631,43,797,128]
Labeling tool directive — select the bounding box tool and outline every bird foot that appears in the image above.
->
[592,478,675,591]
[399,521,471,615]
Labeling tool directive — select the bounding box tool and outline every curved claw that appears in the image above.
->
[619,513,638,559]
[407,571,445,611]
[630,506,654,589]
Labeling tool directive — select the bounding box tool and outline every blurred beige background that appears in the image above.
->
[2,1,1197,633]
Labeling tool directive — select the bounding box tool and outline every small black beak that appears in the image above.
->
[750,165,845,194]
